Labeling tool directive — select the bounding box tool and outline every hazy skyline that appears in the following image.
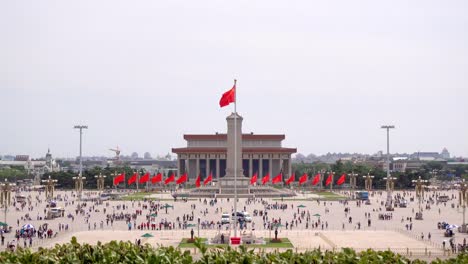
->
[1,1,467,158]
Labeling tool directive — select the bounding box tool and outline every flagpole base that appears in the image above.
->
[230,237,241,245]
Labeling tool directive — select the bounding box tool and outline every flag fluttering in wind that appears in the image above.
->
[285,173,295,185]
[151,173,162,184]
[250,172,258,185]
[325,173,333,186]
[176,173,188,184]
[114,173,125,185]
[164,173,175,185]
[139,172,150,184]
[128,173,138,185]
[262,173,270,185]
[311,174,320,185]
[272,173,282,184]
[299,173,308,185]
[219,82,236,107]
[336,173,346,185]
[203,172,212,186]
[195,174,201,188]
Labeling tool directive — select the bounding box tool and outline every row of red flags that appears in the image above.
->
[250,172,346,186]
[114,171,346,187]
[113,172,213,187]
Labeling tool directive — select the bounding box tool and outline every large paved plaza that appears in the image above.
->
[2,188,466,257]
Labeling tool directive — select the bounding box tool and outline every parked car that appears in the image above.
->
[242,212,252,222]
[231,212,245,222]
[221,213,230,224]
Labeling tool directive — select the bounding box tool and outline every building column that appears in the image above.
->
[259,157,263,178]
[206,157,210,178]
[288,158,292,178]
[178,157,184,177]
[249,155,253,178]
[269,158,273,178]
[196,157,200,181]
[216,157,220,181]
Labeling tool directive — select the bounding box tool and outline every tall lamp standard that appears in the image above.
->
[72,174,86,200]
[381,125,395,210]
[95,173,106,191]
[412,176,428,220]
[42,176,57,200]
[364,173,374,191]
[319,169,326,190]
[456,180,468,233]
[328,171,335,191]
[0,179,15,225]
[74,125,88,200]
[349,172,358,190]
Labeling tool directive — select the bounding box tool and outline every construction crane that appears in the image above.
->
[109,146,121,163]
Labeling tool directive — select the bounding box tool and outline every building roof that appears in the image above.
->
[172,147,296,154]
[183,134,285,141]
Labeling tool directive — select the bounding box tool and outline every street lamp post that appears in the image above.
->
[197,217,200,237]
[41,175,57,200]
[74,125,88,200]
[349,172,358,190]
[383,176,397,210]
[412,176,428,220]
[0,179,15,225]
[381,125,395,210]
[95,173,106,191]
[457,180,468,233]
[72,174,86,199]
[319,169,326,190]
[363,173,374,191]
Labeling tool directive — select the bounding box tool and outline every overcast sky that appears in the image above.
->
[1,0,467,159]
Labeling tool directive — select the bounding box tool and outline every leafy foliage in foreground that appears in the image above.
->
[0,237,466,263]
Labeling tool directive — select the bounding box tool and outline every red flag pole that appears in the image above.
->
[233,79,238,239]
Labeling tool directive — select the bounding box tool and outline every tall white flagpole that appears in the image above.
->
[233,79,238,238]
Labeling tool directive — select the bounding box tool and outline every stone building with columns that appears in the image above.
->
[172,114,296,184]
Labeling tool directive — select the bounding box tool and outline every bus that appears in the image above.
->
[355,191,369,200]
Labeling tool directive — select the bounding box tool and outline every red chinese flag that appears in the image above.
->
[114,173,125,185]
[299,173,308,185]
[176,173,188,184]
[203,173,213,186]
[325,174,333,186]
[250,172,258,185]
[195,174,201,188]
[164,173,175,185]
[219,83,236,107]
[311,174,320,185]
[336,174,346,185]
[272,173,282,184]
[151,173,162,184]
[139,172,150,184]
[285,173,295,185]
[262,173,270,185]
[128,173,138,185]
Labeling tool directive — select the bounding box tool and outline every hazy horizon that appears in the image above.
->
[2,1,467,158]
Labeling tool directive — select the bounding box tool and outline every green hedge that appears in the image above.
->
[0,237,466,263]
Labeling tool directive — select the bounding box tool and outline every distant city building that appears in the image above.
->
[144,152,152,159]
[131,152,139,160]
[440,148,450,159]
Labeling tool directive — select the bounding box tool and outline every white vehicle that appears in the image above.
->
[242,212,252,222]
[221,213,230,224]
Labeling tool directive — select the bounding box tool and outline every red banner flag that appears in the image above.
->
[176,173,188,184]
[128,173,138,185]
[164,173,175,185]
[219,82,236,107]
[336,173,346,185]
[272,173,282,184]
[139,172,150,184]
[311,174,320,185]
[325,174,333,186]
[203,173,212,186]
[195,174,201,188]
[285,173,295,185]
[151,173,162,184]
[299,173,309,185]
[262,173,270,185]
[250,172,258,185]
[114,173,125,185]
